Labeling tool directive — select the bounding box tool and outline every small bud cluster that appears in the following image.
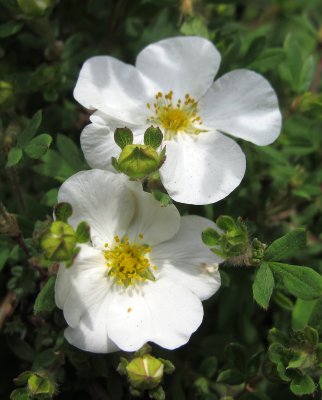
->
[117,344,175,399]
[112,126,166,180]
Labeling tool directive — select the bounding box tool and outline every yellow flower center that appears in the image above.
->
[146,91,206,140]
[103,235,156,287]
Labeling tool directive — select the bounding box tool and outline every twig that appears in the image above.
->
[0,291,16,331]
[8,168,26,213]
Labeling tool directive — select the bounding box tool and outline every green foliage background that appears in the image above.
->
[0,0,322,399]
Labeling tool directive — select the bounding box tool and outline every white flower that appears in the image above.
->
[74,36,282,205]
[55,169,222,353]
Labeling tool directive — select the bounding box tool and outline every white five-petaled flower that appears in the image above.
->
[55,169,222,353]
[74,36,282,205]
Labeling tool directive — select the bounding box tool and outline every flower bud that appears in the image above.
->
[41,221,76,261]
[126,354,164,390]
[116,144,162,179]
[17,0,53,17]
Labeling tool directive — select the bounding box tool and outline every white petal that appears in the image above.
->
[106,279,203,351]
[55,244,119,353]
[80,122,121,170]
[57,170,135,247]
[81,114,146,170]
[126,185,180,246]
[151,215,221,301]
[73,56,155,124]
[136,36,221,100]
[199,70,282,146]
[160,132,246,205]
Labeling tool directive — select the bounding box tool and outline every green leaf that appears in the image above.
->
[33,149,75,181]
[7,336,35,362]
[151,190,172,206]
[114,127,133,149]
[264,229,306,261]
[217,369,245,385]
[24,134,52,159]
[269,262,322,300]
[253,262,275,309]
[10,388,30,400]
[200,357,217,379]
[34,276,56,315]
[56,134,85,171]
[0,21,23,38]
[290,375,315,395]
[225,343,247,372]
[75,221,90,243]
[144,126,163,148]
[201,228,221,246]
[292,299,317,330]
[54,202,72,222]
[17,110,42,147]
[180,16,209,39]
[6,147,23,167]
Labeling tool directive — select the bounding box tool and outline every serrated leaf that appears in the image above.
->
[34,276,56,315]
[253,263,275,309]
[17,110,42,147]
[264,229,306,261]
[24,134,52,159]
[6,147,23,168]
[75,221,90,243]
[290,375,315,395]
[269,262,322,300]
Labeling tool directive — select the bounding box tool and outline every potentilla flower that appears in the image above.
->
[74,36,282,205]
[55,169,222,353]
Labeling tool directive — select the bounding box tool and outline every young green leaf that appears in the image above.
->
[24,134,52,159]
[34,276,56,315]
[17,110,42,147]
[152,189,172,206]
[201,228,220,246]
[253,262,275,309]
[0,21,23,38]
[290,375,315,395]
[264,229,306,261]
[6,147,23,168]
[269,262,322,300]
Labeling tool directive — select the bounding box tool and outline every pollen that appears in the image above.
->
[103,236,156,287]
[146,90,206,140]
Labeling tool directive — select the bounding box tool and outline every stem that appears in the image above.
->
[310,56,322,94]
[0,291,16,331]
[0,202,11,224]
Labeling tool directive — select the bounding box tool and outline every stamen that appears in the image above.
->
[146,90,206,140]
[103,235,156,287]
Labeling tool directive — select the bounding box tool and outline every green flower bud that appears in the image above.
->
[0,81,14,107]
[126,354,164,390]
[41,221,76,261]
[27,371,55,396]
[116,144,162,179]
[17,0,52,17]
